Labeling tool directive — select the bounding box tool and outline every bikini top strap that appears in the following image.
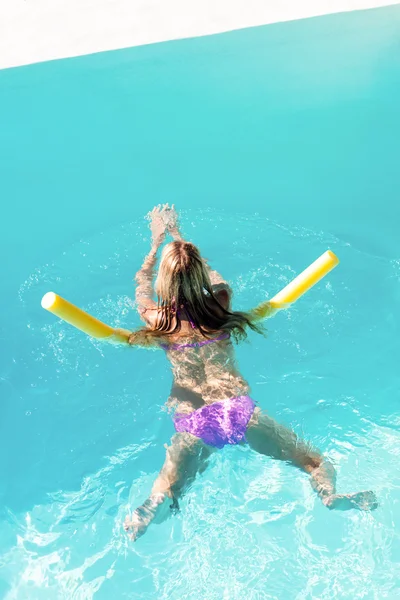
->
[160,331,230,352]
[182,305,196,329]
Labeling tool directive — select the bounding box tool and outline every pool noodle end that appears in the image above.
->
[41,292,130,343]
[251,250,339,320]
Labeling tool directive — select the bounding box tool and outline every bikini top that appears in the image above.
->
[160,332,230,352]
[160,306,230,352]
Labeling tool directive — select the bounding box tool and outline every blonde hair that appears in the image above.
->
[130,241,264,346]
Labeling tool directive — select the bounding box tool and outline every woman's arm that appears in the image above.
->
[249,301,280,321]
[135,246,158,314]
[204,263,232,310]
[134,206,168,322]
[249,299,293,321]
[128,328,158,349]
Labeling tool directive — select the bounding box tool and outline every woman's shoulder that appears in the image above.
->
[137,304,161,328]
[214,288,230,310]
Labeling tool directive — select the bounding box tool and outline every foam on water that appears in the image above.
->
[1,210,400,599]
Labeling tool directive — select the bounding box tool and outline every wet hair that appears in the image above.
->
[129,241,264,346]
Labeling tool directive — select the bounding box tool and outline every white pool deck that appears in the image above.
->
[0,0,398,69]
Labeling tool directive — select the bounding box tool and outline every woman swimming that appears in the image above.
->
[124,205,377,540]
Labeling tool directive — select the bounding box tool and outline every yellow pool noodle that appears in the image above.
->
[41,292,130,343]
[251,250,339,320]
[42,250,338,340]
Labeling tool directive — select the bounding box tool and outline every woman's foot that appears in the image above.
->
[124,510,150,541]
[124,492,176,541]
[323,490,378,511]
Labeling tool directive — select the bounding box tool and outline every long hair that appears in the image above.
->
[130,241,264,346]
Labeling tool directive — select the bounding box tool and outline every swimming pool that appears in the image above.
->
[1,5,400,599]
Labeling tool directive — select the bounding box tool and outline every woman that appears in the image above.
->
[124,205,377,541]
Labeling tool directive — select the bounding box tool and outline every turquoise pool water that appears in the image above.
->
[1,5,400,599]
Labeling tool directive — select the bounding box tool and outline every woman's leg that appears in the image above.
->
[246,409,377,511]
[124,432,214,540]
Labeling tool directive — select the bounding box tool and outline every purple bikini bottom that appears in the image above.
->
[173,396,256,449]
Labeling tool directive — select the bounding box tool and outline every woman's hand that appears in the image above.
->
[147,203,183,248]
[164,204,182,241]
[147,205,169,248]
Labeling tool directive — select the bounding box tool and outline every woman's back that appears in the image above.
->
[161,327,250,413]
